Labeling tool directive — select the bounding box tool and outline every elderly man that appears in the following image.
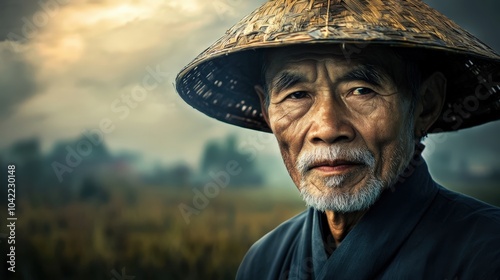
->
[176,0,500,279]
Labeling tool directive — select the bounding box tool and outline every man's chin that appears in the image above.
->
[299,177,385,213]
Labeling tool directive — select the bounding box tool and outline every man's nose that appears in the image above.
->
[307,95,355,145]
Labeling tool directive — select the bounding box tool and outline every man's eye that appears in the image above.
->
[286,91,308,99]
[351,87,375,96]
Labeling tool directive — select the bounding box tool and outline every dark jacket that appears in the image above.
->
[236,160,500,280]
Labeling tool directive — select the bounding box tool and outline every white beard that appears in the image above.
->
[296,120,415,213]
[299,175,385,213]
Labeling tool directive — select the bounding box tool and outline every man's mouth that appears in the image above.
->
[308,159,364,174]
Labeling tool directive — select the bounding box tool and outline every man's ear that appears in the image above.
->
[254,85,271,129]
[414,72,447,136]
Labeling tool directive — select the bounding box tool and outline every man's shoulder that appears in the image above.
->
[244,208,310,258]
[428,185,500,252]
[236,209,311,279]
[434,184,500,228]
[422,185,500,277]
[259,208,310,241]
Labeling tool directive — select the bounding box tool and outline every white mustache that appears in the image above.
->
[296,146,375,176]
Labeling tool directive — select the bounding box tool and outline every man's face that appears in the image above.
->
[258,46,418,213]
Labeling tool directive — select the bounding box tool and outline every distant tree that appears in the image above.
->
[200,140,224,174]
[169,163,193,187]
[198,134,264,188]
[79,177,110,204]
[8,138,43,194]
[144,162,193,188]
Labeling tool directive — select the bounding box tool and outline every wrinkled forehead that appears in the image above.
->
[262,45,403,81]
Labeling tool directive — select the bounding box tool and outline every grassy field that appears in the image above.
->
[0,185,305,280]
[0,181,498,280]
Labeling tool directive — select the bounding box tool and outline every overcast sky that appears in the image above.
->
[0,0,270,166]
[0,0,499,182]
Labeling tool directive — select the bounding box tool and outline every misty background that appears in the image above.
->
[0,0,499,191]
[0,1,499,279]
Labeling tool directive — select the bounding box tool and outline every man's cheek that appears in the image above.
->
[269,104,306,127]
[270,108,306,138]
[279,148,302,188]
[275,133,302,186]
[362,107,398,141]
[345,94,389,117]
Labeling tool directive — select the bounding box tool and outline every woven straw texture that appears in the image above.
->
[176,0,500,133]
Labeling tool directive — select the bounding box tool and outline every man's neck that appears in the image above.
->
[324,210,368,247]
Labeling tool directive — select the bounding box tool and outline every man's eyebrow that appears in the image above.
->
[270,71,306,94]
[337,65,387,87]
[267,64,388,94]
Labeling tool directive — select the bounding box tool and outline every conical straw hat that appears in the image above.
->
[176,0,500,133]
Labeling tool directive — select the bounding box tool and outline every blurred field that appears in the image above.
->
[0,180,498,280]
[0,185,305,280]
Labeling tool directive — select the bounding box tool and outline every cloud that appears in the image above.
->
[0,0,268,163]
[0,0,41,41]
[0,42,36,118]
